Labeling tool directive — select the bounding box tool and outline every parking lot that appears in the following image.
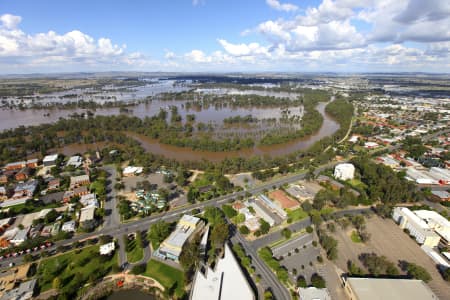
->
[331,215,450,299]
[271,233,321,283]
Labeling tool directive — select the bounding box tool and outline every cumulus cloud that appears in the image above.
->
[218,39,270,57]
[0,14,22,29]
[0,13,153,72]
[266,0,298,12]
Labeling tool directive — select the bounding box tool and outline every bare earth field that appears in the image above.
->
[331,215,450,299]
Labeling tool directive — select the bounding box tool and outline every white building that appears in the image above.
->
[155,215,204,262]
[190,243,255,300]
[414,210,450,247]
[42,154,59,167]
[79,206,96,223]
[405,168,438,185]
[392,207,440,247]
[10,229,28,246]
[100,242,115,255]
[66,155,83,168]
[334,163,355,181]
[123,166,143,177]
[79,193,99,208]
[299,287,331,300]
[428,167,450,185]
[61,220,76,232]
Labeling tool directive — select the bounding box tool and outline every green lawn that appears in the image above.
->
[126,239,144,263]
[143,259,185,298]
[37,245,118,294]
[351,230,362,243]
[347,179,367,190]
[287,208,308,222]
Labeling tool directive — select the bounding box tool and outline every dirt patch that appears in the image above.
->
[331,215,450,299]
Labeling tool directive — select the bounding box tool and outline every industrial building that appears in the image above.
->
[155,215,204,262]
[190,243,255,300]
[414,210,450,248]
[334,163,355,181]
[342,277,438,300]
[392,207,440,247]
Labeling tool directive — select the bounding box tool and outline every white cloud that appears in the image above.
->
[0,14,22,29]
[266,0,298,12]
[218,39,270,57]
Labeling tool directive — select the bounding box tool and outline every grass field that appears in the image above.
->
[347,179,367,190]
[143,259,185,298]
[37,245,118,293]
[126,239,144,263]
[287,208,308,222]
[350,230,362,243]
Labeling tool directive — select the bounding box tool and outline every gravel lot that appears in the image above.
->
[331,215,450,299]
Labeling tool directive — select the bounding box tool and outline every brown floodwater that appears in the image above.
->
[0,100,299,131]
[124,102,339,162]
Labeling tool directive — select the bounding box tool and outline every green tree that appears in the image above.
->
[406,262,432,283]
[259,219,270,235]
[281,228,292,239]
[239,225,250,235]
[222,205,238,218]
[311,273,326,288]
[297,275,307,288]
[148,221,171,248]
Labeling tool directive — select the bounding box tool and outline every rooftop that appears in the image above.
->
[345,277,438,300]
[191,243,255,300]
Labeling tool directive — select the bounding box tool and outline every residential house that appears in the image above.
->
[14,167,31,181]
[25,159,38,169]
[47,178,60,190]
[69,174,90,189]
[4,161,26,171]
[40,191,65,205]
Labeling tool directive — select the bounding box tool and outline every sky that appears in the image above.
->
[0,0,449,74]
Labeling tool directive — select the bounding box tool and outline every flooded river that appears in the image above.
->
[56,102,339,162]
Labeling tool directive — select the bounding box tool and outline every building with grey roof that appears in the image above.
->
[298,287,331,300]
[155,215,204,262]
[0,279,36,300]
[343,277,438,300]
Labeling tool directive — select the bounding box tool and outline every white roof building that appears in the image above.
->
[156,214,202,261]
[334,163,355,181]
[405,168,439,185]
[42,154,59,166]
[190,243,255,300]
[79,193,99,208]
[100,242,115,255]
[10,229,28,246]
[61,220,76,232]
[123,166,143,176]
[392,207,441,247]
[79,206,96,223]
[66,155,83,168]
[414,210,450,246]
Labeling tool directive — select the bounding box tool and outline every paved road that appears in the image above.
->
[231,229,291,300]
[102,165,121,229]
